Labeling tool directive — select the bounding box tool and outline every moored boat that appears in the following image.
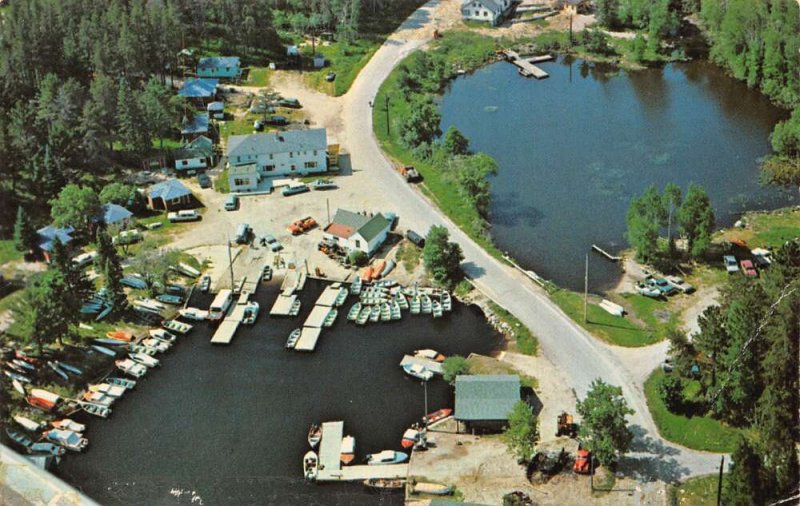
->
[357,306,371,325]
[179,307,209,321]
[402,363,433,381]
[149,328,176,342]
[156,293,183,305]
[83,391,115,407]
[129,344,157,356]
[411,482,454,496]
[307,424,322,448]
[142,338,170,352]
[414,349,446,362]
[390,300,401,320]
[162,319,192,334]
[285,328,301,349]
[52,418,86,432]
[380,302,391,322]
[366,450,408,465]
[369,305,380,323]
[422,408,453,425]
[116,358,147,378]
[410,295,421,315]
[29,441,66,457]
[13,415,44,433]
[199,275,211,292]
[363,478,405,490]
[47,361,69,381]
[91,344,117,357]
[81,401,111,418]
[242,301,260,325]
[130,352,160,368]
[334,287,348,307]
[340,435,356,465]
[401,427,420,449]
[432,300,443,318]
[395,293,409,310]
[347,302,362,321]
[303,451,318,480]
[421,294,433,314]
[322,308,337,327]
[6,428,33,449]
[350,276,362,295]
[289,299,301,316]
[106,330,134,342]
[89,383,126,398]
[441,292,452,311]
[106,377,136,389]
[45,429,88,452]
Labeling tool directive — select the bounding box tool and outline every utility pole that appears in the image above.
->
[716,456,724,506]
[384,94,391,137]
[227,235,234,290]
[583,253,589,323]
[422,380,429,429]
[326,198,331,225]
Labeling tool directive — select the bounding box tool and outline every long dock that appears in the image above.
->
[316,421,408,482]
[294,327,322,352]
[500,50,550,79]
[399,355,444,375]
[591,244,621,262]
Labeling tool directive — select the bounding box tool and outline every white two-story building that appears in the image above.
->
[226,129,328,193]
[461,0,512,25]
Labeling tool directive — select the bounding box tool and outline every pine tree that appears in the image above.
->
[96,229,127,310]
[13,205,38,254]
[725,437,763,506]
[117,78,149,153]
[50,237,94,305]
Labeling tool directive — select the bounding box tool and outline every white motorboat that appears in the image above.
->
[13,415,44,432]
[340,435,356,465]
[149,328,176,342]
[286,329,301,350]
[142,338,170,352]
[366,450,408,465]
[414,349,446,362]
[51,419,86,433]
[116,359,147,378]
[303,451,318,480]
[130,352,160,368]
[45,429,88,452]
[106,377,136,389]
[402,363,433,381]
[83,391,115,407]
[242,301,259,325]
[89,383,126,398]
[179,307,209,321]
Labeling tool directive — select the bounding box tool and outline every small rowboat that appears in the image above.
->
[322,309,337,327]
[411,482,454,496]
[162,320,192,334]
[340,435,356,465]
[422,408,453,426]
[401,428,420,449]
[347,302,362,321]
[81,402,111,418]
[303,451,318,480]
[356,306,371,325]
[56,361,83,376]
[106,377,136,389]
[106,330,133,342]
[432,300,443,318]
[363,478,405,490]
[91,344,117,357]
[130,352,160,368]
[286,329,301,350]
[307,424,322,449]
[414,349,446,362]
[13,415,44,432]
[441,292,452,311]
[366,450,408,465]
[52,419,86,432]
[47,361,69,381]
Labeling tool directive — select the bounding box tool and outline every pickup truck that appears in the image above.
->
[397,165,421,182]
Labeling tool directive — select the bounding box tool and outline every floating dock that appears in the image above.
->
[294,327,323,352]
[316,286,340,307]
[316,421,408,482]
[500,49,550,79]
[211,316,240,345]
[305,306,331,329]
[270,294,297,316]
[281,270,307,295]
[591,244,621,262]
[399,355,444,375]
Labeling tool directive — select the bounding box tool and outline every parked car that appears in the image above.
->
[646,277,677,296]
[235,223,252,244]
[406,229,425,248]
[197,173,211,189]
[723,255,739,273]
[224,194,239,211]
[168,210,200,222]
[740,259,758,277]
[266,115,288,125]
[112,229,143,245]
[248,103,274,115]
[666,276,695,294]
[276,98,301,108]
[260,234,283,252]
[282,183,309,197]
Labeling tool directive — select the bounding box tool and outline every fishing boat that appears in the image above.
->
[411,482,454,496]
[130,352,160,368]
[333,287,348,307]
[242,301,260,325]
[307,424,322,448]
[6,428,33,449]
[47,361,69,381]
[414,349,446,362]
[356,306,371,325]
[322,309,337,327]
[395,293,409,310]
[420,294,432,314]
[52,419,85,432]
[29,442,66,457]
[106,377,136,389]
[303,451,319,480]
[363,479,405,490]
[14,352,40,365]
[121,276,148,289]
[7,362,28,375]
[45,429,88,452]
[199,275,211,292]
[289,299,301,316]
[162,320,192,334]
[89,383,126,398]
[83,391,115,407]
[347,302,362,321]
[57,361,83,376]
[432,300,443,318]
[80,402,111,418]
[365,450,408,465]
[12,378,26,394]
[13,415,44,432]
[149,328,177,343]
[390,300,402,320]
[285,329,301,350]
[142,338,170,352]
[340,435,356,465]
[179,307,209,321]
[116,359,147,378]
[94,338,127,346]
[156,294,183,305]
[5,370,31,384]
[441,292,452,311]
[401,427,420,449]
[106,330,134,342]
[369,305,380,323]
[422,408,453,425]
[380,302,391,322]
[129,344,157,356]
[402,363,433,381]
[135,298,166,311]
[350,276,362,295]
[410,295,421,314]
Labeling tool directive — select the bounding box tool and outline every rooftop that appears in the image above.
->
[178,78,219,98]
[230,163,258,176]
[197,56,240,69]
[100,203,133,225]
[227,128,327,161]
[148,179,192,201]
[455,375,520,421]
[324,209,389,242]
[181,113,209,135]
[37,225,75,252]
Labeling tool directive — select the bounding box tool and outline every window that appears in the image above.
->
[289,152,294,158]
[181,160,188,166]
[269,154,273,160]
[234,178,249,187]
[264,164,275,172]
[304,161,317,169]
[236,156,241,163]
[313,150,318,156]
[355,240,361,248]
[291,165,297,171]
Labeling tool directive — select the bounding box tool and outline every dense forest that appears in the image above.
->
[0,0,422,234]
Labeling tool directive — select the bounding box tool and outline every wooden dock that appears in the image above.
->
[294,327,322,352]
[270,294,297,316]
[399,355,444,375]
[591,244,621,262]
[501,49,549,79]
[316,421,408,482]
[316,286,340,307]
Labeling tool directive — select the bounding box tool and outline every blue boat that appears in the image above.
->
[91,344,117,357]
[6,428,33,449]
[57,362,83,376]
[156,294,183,305]
[94,338,127,347]
[95,305,113,321]
[121,276,148,289]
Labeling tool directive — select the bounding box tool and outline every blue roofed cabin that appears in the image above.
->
[197,56,241,79]
[178,78,218,107]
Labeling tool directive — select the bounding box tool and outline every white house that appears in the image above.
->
[323,209,391,257]
[173,136,215,173]
[461,0,512,25]
[228,163,259,193]
[226,129,328,192]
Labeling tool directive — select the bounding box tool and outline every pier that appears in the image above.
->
[270,294,297,316]
[294,327,323,352]
[316,421,408,482]
[399,355,444,375]
[500,50,550,79]
[211,263,262,344]
[591,244,621,262]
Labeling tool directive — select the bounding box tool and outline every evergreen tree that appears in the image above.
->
[443,126,470,156]
[677,184,715,258]
[625,185,665,262]
[725,437,763,506]
[504,401,539,462]
[50,237,94,305]
[117,78,149,152]
[13,205,38,254]
[96,228,127,310]
[82,73,118,156]
[693,305,728,388]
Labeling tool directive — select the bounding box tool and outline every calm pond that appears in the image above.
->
[440,57,797,291]
[58,279,502,505]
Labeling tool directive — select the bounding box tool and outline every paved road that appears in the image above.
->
[339,0,723,479]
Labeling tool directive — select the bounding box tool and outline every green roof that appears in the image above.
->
[455,375,520,421]
[330,209,390,242]
[358,214,390,242]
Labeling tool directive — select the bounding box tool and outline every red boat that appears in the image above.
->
[106,330,133,342]
[401,428,420,449]
[26,389,61,411]
[422,408,453,425]
[15,351,40,365]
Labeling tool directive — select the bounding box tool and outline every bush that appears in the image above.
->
[658,374,684,413]
[442,355,470,384]
[348,250,368,266]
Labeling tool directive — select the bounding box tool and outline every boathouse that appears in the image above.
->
[454,374,521,433]
[322,209,391,257]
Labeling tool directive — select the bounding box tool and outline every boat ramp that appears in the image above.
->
[316,421,408,482]
[281,269,307,295]
[500,50,551,79]
[399,355,444,375]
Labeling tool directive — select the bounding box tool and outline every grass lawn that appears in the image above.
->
[245,67,270,87]
[304,39,381,96]
[488,301,538,355]
[644,369,743,453]
[0,239,23,265]
[672,474,720,506]
[466,353,538,390]
[215,169,230,193]
[716,207,800,249]
[550,289,668,347]
[396,242,422,272]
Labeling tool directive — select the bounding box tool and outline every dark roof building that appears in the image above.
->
[147,179,194,211]
[455,375,521,431]
[99,204,133,226]
[180,113,210,138]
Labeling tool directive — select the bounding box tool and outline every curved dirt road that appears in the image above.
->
[338,0,723,480]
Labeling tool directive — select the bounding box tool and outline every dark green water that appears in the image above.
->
[57,279,502,505]
[440,57,797,291]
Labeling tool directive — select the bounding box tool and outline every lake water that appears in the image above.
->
[440,57,797,291]
[57,279,502,505]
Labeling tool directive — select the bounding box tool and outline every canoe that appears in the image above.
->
[121,276,148,289]
[106,331,134,342]
[322,309,337,327]
[303,451,318,480]
[380,259,395,278]
[422,408,453,425]
[47,361,69,381]
[11,359,35,371]
[12,378,26,394]
[56,362,83,376]
[5,370,31,384]
[95,305,113,321]
[106,377,136,389]
[412,482,453,496]
[13,415,44,432]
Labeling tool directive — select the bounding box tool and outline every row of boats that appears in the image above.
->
[345,289,452,326]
